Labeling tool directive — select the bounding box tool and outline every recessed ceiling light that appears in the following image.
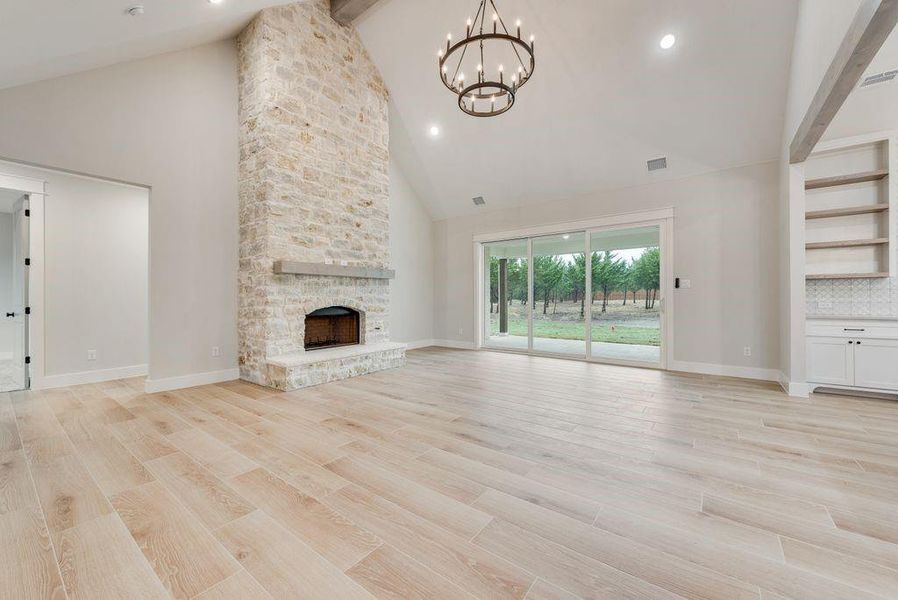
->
[208,0,224,4]
[659,34,676,50]
[429,125,441,137]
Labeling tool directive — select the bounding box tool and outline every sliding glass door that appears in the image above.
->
[480,218,667,368]
[483,238,529,350]
[590,225,661,366]
[532,232,586,356]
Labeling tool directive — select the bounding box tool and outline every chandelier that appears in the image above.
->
[438,0,536,117]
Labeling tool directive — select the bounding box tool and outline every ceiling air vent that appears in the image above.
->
[472,196,486,206]
[859,69,898,88]
[647,157,668,172]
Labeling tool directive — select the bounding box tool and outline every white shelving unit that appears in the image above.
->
[804,132,896,280]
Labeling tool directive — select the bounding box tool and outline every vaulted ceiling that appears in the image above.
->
[0,0,293,90]
[0,0,801,221]
[356,0,800,219]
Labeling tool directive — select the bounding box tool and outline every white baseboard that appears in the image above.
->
[404,339,436,350]
[778,372,811,398]
[144,367,240,393]
[38,364,148,390]
[668,360,780,383]
[431,339,476,350]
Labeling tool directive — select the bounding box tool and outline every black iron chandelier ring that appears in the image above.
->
[437,1,536,117]
[457,81,516,117]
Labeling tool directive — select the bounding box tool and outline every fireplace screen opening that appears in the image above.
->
[304,307,360,351]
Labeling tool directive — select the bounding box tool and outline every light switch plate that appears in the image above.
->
[680,279,692,289]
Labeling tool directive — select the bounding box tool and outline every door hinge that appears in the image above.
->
[25,356,31,364]
[25,307,30,315]
[24,258,30,266]
[24,209,30,217]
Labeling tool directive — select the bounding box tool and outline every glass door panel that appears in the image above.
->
[483,238,529,350]
[532,232,586,356]
[589,225,661,365]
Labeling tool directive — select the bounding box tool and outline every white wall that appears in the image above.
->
[0,41,239,387]
[433,161,781,376]
[778,0,865,392]
[0,213,12,311]
[0,212,13,356]
[389,159,434,346]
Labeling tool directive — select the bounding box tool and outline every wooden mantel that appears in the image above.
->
[273,260,395,279]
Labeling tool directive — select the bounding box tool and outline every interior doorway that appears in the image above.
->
[0,187,29,391]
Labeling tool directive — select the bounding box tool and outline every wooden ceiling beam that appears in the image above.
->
[330,0,382,26]
[789,0,898,164]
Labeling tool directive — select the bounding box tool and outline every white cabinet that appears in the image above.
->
[807,320,898,392]
[854,338,898,390]
[806,336,853,386]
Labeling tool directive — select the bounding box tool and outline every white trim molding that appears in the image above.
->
[472,207,675,243]
[432,339,476,350]
[668,359,781,383]
[37,364,148,390]
[0,171,45,194]
[144,367,239,393]
[403,339,437,350]
[778,371,811,398]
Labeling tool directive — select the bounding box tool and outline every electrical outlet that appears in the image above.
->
[340,260,349,266]
[87,349,97,361]
[818,301,833,310]
[211,346,221,357]
[743,346,751,357]
[680,279,692,289]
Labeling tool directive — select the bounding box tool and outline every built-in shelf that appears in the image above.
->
[806,237,889,250]
[805,203,889,219]
[273,260,395,279]
[806,272,890,280]
[804,169,889,190]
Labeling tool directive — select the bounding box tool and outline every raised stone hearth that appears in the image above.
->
[237,0,405,391]
[268,341,406,390]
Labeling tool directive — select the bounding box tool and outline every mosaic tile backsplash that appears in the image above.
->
[806,277,898,318]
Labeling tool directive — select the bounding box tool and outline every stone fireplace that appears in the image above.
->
[304,307,361,351]
[236,0,406,391]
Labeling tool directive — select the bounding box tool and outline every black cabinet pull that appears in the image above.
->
[844,328,865,332]
[848,340,854,344]
[4,312,13,317]
[856,341,862,345]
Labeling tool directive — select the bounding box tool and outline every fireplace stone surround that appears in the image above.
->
[236,0,406,391]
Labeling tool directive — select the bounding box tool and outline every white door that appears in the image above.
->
[806,336,854,386]
[0,195,28,392]
[853,338,898,391]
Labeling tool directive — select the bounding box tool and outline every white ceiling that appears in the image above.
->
[357,0,800,219]
[825,28,898,141]
[0,0,294,90]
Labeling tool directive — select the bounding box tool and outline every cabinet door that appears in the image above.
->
[854,338,898,391]
[806,336,854,386]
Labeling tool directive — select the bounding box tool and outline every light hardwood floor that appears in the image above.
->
[3,347,898,599]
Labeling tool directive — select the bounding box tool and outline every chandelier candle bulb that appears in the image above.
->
[516,19,521,38]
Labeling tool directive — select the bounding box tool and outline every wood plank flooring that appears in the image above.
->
[3,347,898,599]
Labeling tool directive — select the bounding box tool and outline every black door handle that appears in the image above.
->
[5,312,14,317]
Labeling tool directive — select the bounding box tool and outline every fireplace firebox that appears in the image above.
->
[304,307,360,351]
